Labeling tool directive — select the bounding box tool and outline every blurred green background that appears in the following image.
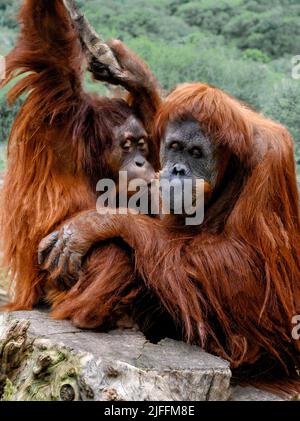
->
[1,0,300,176]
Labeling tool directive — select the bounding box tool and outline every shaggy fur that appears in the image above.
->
[52,83,300,389]
[0,0,160,311]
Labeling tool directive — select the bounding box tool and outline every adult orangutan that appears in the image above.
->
[40,83,300,388]
[1,0,161,314]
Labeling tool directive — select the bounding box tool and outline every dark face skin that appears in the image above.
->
[110,115,156,186]
[160,118,218,212]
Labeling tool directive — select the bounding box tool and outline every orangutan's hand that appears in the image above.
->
[38,211,102,287]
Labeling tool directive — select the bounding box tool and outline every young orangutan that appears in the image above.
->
[1,0,161,321]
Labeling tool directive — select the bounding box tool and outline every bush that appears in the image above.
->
[224,9,300,58]
[0,97,20,143]
[175,0,241,34]
[241,48,271,63]
[262,79,300,168]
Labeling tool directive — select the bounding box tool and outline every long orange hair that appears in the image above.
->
[62,83,300,389]
[0,0,160,310]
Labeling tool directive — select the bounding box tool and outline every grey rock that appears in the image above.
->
[231,385,285,401]
[0,310,296,401]
[0,310,231,401]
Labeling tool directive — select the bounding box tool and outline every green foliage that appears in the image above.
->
[0,0,299,175]
[173,0,300,59]
[223,8,300,58]
[128,34,277,111]
[175,0,242,34]
[0,142,7,172]
[0,0,20,29]
[262,79,300,166]
[0,97,21,151]
[241,49,271,63]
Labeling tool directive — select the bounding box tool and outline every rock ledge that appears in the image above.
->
[0,310,287,401]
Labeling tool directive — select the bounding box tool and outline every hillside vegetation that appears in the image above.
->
[1,0,300,174]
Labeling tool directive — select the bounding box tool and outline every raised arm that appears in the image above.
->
[106,39,162,133]
[2,0,87,124]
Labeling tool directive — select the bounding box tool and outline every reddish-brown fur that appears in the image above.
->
[3,0,300,391]
[51,83,300,389]
[0,0,160,312]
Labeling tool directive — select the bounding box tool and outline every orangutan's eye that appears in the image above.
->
[122,139,132,151]
[138,138,147,149]
[190,147,203,158]
[169,141,181,151]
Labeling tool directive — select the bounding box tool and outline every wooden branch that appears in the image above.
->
[62,0,164,120]
[62,0,163,130]
[63,0,123,79]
